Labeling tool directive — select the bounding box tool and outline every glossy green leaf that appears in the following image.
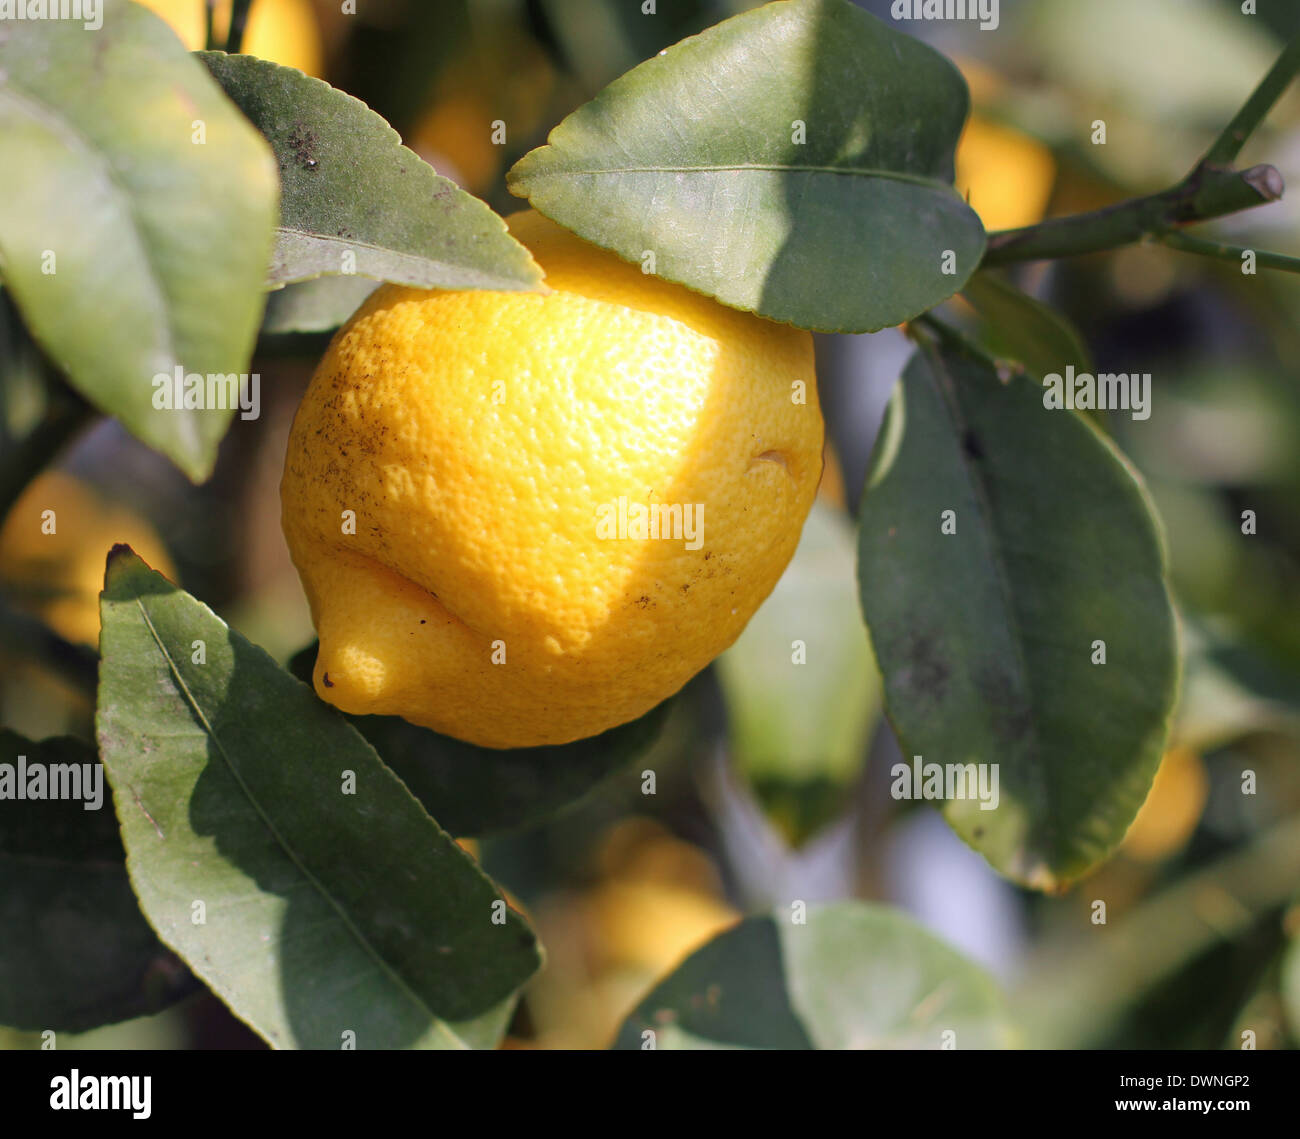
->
[0,3,277,481]
[0,731,195,1033]
[857,335,1178,890]
[614,902,1015,1049]
[96,548,540,1049]
[200,52,542,293]
[288,643,671,837]
[960,271,1094,381]
[715,501,880,843]
[508,0,984,332]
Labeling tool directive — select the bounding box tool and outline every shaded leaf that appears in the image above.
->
[96,548,540,1049]
[0,3,277,481]
[715,501,880,843]
[857,334,1178,889]
[614,902,1015,1049]
[508,0,984,332]
[200,52,542,292]
[960,270,1094,382]
[289,643,671,837]
[261,277,379,335]
[0,731,196,1033]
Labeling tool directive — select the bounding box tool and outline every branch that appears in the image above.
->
[1157,230,1300,275]
[981,163,1283,267]
[1203,32,1300,166]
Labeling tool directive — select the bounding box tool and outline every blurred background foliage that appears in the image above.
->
[3,0,1300,1050]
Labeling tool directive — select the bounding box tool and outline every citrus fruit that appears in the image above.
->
[136,0,323,76]
[281,209,823,748]
[0,470,176,648]
[955,113,1056,232]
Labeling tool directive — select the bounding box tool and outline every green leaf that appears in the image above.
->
[96,548,540,1049]
[261,277,379,335]
[0,3,278,481]
[613,902,1015,1049]
[857,335,1179,890]
[288,643,671,837]
[959,271,1094,381]
[715,501,880,843]
[0,731,196,1033]
[507,0,984,333]
[1175,618,1300,752]
[199,52,543,293]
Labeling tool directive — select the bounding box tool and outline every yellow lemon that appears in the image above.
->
[135,0,323,76]
[1122,747,1209,861]
[281,209,822,748]
[408,38,556,194]
[0,471,176,648]
[955,114,1056,232]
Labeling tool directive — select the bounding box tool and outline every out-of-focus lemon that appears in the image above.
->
[955,114,1057,233]
[1122,747,1209,861]
[135,0,323,76]
[0,471,176,647]
[408,37,556,193]
[524,819,738,1049]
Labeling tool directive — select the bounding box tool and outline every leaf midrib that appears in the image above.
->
[131,595,467,1050]
[0,82,177,370]
[917,340,1053,823]
[518,162,953,189]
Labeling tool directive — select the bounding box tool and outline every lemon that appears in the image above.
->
[0,470,176,647]
[135,0,323,76]
[281,209,822,748]
[955,114,1057,232]
[1122,747,1209,861]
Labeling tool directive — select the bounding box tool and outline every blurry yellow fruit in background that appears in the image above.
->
[0,471,176,648]
[525,819,738,1049]
[408,91,500,194]
[955,115,1057,233]
[135,0,323,76]
[1122,747,1209,861]
[408,39,556,194]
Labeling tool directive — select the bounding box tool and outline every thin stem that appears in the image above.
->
[0,395,96,525]
[203,0,217,52]
[225,0,254,54]
[1202,33,1300,167]
[1157,230,1300,275]
[981,163,1284,267]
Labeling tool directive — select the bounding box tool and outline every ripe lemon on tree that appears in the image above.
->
[136,0,323,77]
[281,210,823,748]
[0,470,176,648]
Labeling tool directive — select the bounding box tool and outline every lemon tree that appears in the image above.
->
[3,0,1300,1053]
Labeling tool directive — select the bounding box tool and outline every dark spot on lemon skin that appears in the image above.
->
[322,672,334,688]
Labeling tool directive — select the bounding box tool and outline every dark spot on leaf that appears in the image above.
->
[287,123,320,172]
[962,430,983,460]
[901,627,949,704]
